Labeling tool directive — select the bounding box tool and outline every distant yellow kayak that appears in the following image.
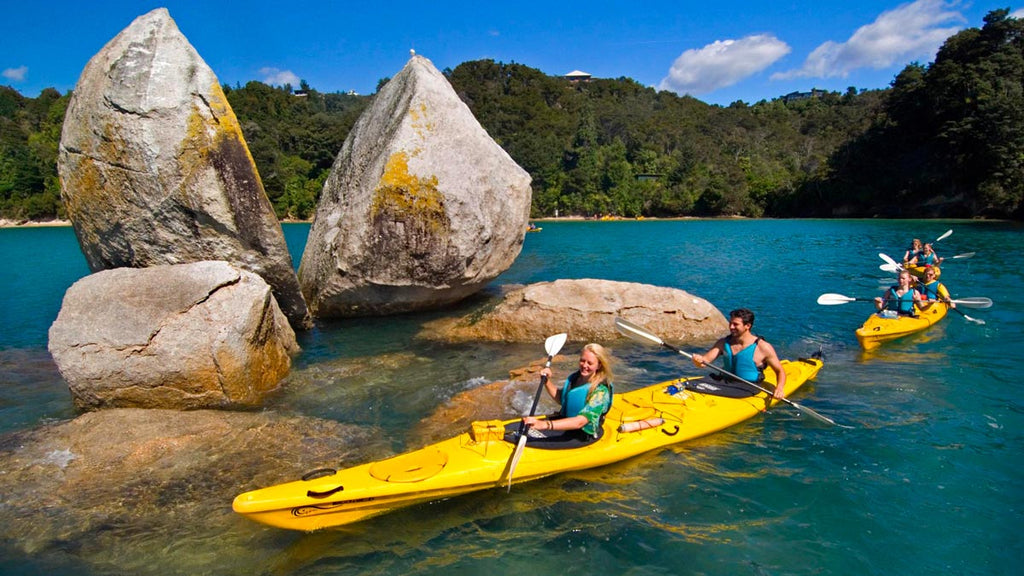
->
[855,302,948,349]
[905,264,940,280]
[233,356,824,531]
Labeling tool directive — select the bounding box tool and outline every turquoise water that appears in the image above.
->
[1,219,1021,575]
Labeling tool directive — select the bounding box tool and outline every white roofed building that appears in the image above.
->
[564,70,592,82]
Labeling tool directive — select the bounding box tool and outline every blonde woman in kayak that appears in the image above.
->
[903,238,923,264]
[522,343,613,439]
[875,269,923,316]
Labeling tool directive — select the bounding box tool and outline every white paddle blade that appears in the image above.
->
[952,252,976,259]
[816,293,855,305]
[614,317,665,346]
[879,263,900,273]
[951,297,993,309]
[878,253,901,269]
[936,229,953,242]
[544,333,568,358]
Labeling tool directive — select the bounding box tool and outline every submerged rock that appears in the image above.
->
[299,54,532,318]
[0,408,377,567]
[57,8,309,329]
[420,278,728,343]
[48,261,298,410]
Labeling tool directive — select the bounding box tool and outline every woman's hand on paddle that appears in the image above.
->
[522,416,548,430]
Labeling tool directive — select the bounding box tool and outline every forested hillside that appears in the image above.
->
[1,9,1020,221]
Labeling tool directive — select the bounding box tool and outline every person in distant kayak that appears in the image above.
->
[909,242,943,267]
[691,308,787,400]
[916,266,955,309]
[523,343,613,439]
[875,269,922,316]
[903,238,923,264]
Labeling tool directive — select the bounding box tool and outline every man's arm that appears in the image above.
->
[760,341,787,400]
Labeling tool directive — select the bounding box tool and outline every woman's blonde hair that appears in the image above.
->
[582,343,613,387]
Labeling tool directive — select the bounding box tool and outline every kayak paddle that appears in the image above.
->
[816,292,993,308]
[935,229,953,243]
[505,332,567,491]
[614,317,844,428]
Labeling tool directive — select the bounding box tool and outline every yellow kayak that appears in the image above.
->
[233,355,824,531]
[905,264,940,280]
[855,302,948,349]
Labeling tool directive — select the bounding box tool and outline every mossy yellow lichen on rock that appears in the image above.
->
[371,151,447,234]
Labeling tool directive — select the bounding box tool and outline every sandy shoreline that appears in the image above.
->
[0,218,72,228]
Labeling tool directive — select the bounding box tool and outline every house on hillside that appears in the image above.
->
[565,70,592,83]
[782,88,828,103]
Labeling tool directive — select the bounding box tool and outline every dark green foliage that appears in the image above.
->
[224,82,368,220]
[0,86,67,220]
[810,9,1024,217]
[2,9,1022,221]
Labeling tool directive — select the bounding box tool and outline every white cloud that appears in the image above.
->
[2,65,28,82]
[659,34,791,95]
[772,0,965,81]
[1012,8,1024,19]
[259,67,301,86]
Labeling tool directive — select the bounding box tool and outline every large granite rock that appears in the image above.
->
[48,261,299,410]
[57,8,309,329]
[420,279,728,343]
[299,54,532,317]
[0,408,377,568]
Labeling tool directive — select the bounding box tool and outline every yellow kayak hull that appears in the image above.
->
[233,357,824,531]
[855,302,948,349]
[906,264,940,280]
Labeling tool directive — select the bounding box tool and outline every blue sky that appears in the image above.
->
[1,1,1017,106]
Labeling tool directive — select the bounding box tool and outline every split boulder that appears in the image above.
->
[57,8,309,328]
[47,261,298,410]
[299,54,532,317]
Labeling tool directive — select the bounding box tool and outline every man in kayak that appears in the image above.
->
[875,269,922,317]
[691,308,787,400]
[916,266,955,309]
[523,343,613,439]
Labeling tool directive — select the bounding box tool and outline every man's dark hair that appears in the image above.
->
[729,308,755,326]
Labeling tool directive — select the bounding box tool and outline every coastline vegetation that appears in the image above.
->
[1,9,1020,223]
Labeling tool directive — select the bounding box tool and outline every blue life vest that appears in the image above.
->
[918,252,937,265]
[919,280,943,300]
[723,338,762,382]
[560,372,611,418]
[885,286,917,315]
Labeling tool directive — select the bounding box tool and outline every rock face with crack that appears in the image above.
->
[47,261,298,410]
[57,8,309,329]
